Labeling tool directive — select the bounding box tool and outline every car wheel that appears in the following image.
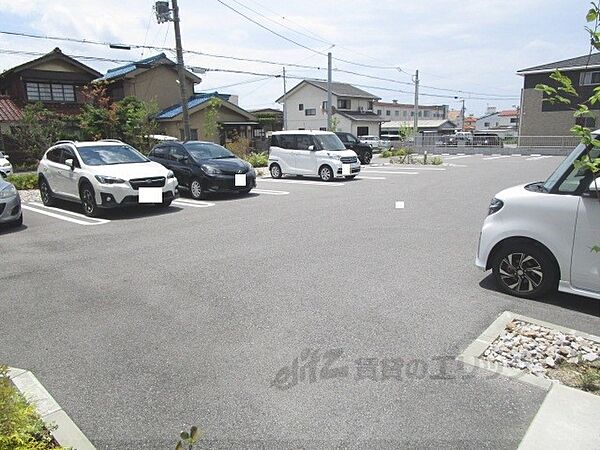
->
[270,164,282,179]
[161,198,173,208]
[79,183,100,217]
[10,213,23,228]
[39,177,56,207]
[190,178,204,200]
[319,165,333,182]
[362,151,372,164]
[491,242,558,299]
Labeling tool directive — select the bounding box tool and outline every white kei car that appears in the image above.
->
[476,141,599,300]
[0,151,13,178]
[37,140,178,217]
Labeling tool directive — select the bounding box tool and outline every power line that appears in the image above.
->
[0,30,519,100]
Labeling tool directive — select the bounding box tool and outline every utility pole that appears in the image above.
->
[171,0,191,141]
[327,52,333,131]
[460,98,465,131]
[413,69,419,140]
[282,67,288,130]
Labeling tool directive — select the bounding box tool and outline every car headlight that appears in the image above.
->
[328,153,342,160]
[488,198,504,215]
[201,165,222,175]
[167,170,175,179]
[0,184,17,199]
[1,162,10,167]
[95,175,126,184]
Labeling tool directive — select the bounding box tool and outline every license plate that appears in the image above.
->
[138,187,162,203]
[342,164,351,176]
[235,174,246,187]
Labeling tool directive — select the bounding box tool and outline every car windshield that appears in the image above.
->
[315,134,346,151]
[543,142,599,193]
[78,145,149,166]
[184,142,235,160]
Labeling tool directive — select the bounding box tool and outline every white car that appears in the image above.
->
[0,151,13,178]
[37,140,178,217]
[476,141,600,300]
[269,131,361,181]
[359,135,388,149]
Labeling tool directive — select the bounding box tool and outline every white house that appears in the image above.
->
[475,109,519,135]
[276,80,383,136]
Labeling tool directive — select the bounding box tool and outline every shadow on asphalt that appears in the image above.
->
[50,199,184,221]
[479,274,600,317]
[0,223,27,235]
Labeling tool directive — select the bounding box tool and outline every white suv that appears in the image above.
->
[476,141,600,300]
[37,140,178,217]
[0,151,13,178]
[269,131,361,181]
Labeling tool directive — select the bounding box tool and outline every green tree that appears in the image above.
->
[115,96,159,153]
[8,102,69,163]
[203,97,222,142]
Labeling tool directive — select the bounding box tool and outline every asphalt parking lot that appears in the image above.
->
[1,154,599,449]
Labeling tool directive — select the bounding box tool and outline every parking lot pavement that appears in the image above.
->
[1,155,598,449]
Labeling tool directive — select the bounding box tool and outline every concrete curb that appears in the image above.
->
[457,311,600,449]
[8,367,96,450]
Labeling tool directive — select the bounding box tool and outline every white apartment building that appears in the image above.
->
[375,100,448,121]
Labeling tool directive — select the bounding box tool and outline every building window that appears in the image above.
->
[319,127,327,131]
[367,101,374,111]
[180,129,199,140]
[299,104,304,111]
[305,108,316,116]
[395,110,399,116]
[337,99,351,109]
[26,82,75,102]
[484,122,490,127]
[576,116,596,128]
[424,111,430,118]
[356,126,369,136]
[377,109,382,115]
[322,101,327,110]
[510,118,517,124]
[386,110,391,116]
[580,71,600,85]
[403,111,408,117]
[418,111,422,117]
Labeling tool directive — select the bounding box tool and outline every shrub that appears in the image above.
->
[381,150,392,158]
[244,152,269,167]
[6,173,38,190]
[225,137,252,158]
[431,156,443,165]
[0,365,59,449]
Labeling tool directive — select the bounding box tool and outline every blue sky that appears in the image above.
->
[0,0,592,116]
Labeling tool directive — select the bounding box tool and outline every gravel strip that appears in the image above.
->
[19,189,41,203]
[483,319,600,377]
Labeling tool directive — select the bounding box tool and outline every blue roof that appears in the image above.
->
[97,53,169,81]
[155,93,231,120]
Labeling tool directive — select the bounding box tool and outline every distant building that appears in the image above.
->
[517,54,600,136]
[381,119,457,136]
[475,109,519,137]
[250,108,283,133]
[0,47,101,116]
[276,80,382,136]
[375,100,448,122]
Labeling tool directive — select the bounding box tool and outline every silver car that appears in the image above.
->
[0,178,22,227]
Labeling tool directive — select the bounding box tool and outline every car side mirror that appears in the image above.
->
[64,158,75,170]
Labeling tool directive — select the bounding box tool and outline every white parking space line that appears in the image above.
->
[526,155,553,161]
[364,166,446,172]
[359,170,419,175]
[483,155,512,160]
[259,179,345,186]
[395,201,405,209]
[172,199,215,208]
[355,176,386,180]
[252,188,290,195]
[444,155,472,160]
[22,203,110,225]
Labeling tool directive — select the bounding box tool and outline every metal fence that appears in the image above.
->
[396,134,582,155]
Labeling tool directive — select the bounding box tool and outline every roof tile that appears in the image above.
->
[0,96,23,122]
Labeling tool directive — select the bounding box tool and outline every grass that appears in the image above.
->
[548,362,600,394]
[0,365,61,449]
